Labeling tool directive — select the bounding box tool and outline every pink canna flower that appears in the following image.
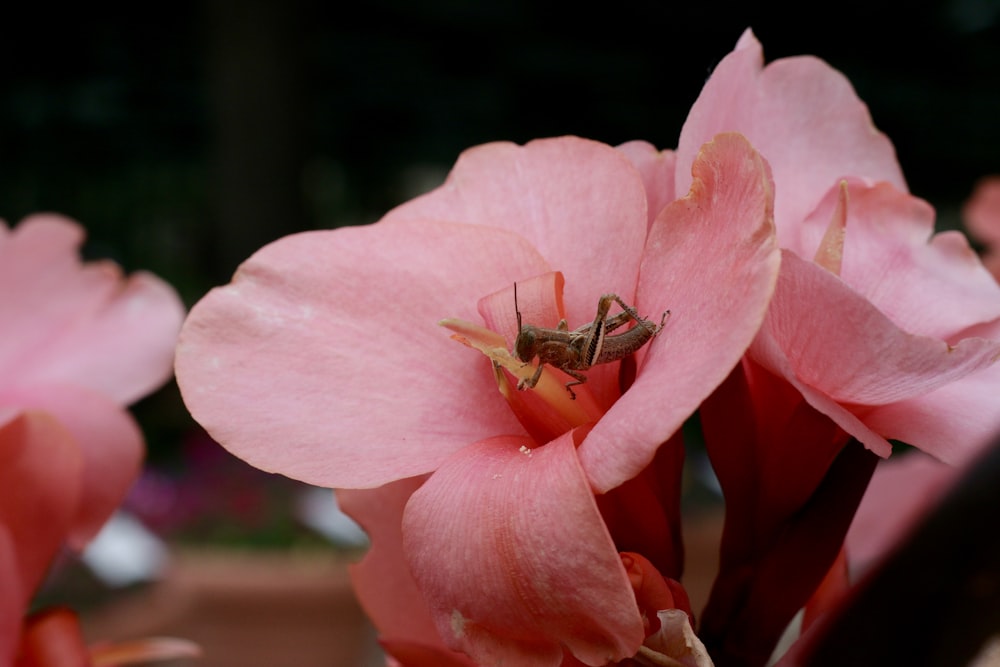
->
[0,215,185,664]
[176,131,780,665]
[649,30,1000,665]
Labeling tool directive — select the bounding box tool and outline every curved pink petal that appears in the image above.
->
[402,432,644,667]
[676,30,905,244]
[616,141,678,229]
[0,215,184,405]
[581,133,780,492]
[176,220,549,489]
[1,386,143,548]
[796,180,1000,339]
[338,479,443,650]
[755,250,1000,407]
[0,413,82,628]
[380,137,649,326]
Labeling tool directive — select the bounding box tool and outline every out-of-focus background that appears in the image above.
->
[4,1,998,664]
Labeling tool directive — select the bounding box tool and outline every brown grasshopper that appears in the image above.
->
[513,284,669,399]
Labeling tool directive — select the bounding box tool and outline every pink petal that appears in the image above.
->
[0,215,184,405]
[338,479,443,650]
[176,220,549,488]
[676,30,905,243]
[402,431,644,667]
[755,250,1000,407]
[797,180,1000,339]
[616,141,678,229]
[342,478,478,666]
[381,137,649,327]
[0,412,82,625]
[581,133,780,492]
[1,387,143,548]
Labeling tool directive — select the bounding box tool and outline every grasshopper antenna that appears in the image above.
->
[514,282,522,330]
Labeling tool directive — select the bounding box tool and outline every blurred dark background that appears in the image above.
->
[2,0,998,462]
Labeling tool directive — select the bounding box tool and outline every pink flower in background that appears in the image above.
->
[0,215,185,664]
[176,132,779,666]
[963,175,1000,280]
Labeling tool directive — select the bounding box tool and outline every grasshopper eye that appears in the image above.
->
[514,328,535,362]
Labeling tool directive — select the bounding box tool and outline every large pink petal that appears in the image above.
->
[676,30,905,244]
[796,180,1000,339]
[0,215,184,405]
[1,386,144,548]
[176,220,549,488]
[756,250,1000,407]
[403,432,644,667]
[381,137,649,326]
[616,141,678,229]
[581,133,780,492]
[0,413,82,630]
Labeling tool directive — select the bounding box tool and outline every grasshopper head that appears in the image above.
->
[514,325,538,362]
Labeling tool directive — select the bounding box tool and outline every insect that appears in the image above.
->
[513,284,669,399]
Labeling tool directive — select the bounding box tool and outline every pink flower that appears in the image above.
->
[176,131,780,665]
[666,31,1000,664]
[0,215,185,663]
[963,175,1000,280]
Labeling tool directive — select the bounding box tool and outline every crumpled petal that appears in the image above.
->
[676,29,905,245]
[177,221,549,488]
[642,609,714,667]
[0,412,82,663]
[0,214,184,405]
[1,386,144,548]
[402,431,644,667]
[381,137,649,328]
[581,133,780,492]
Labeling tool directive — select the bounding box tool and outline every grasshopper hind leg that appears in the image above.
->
[561,368,589,400]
